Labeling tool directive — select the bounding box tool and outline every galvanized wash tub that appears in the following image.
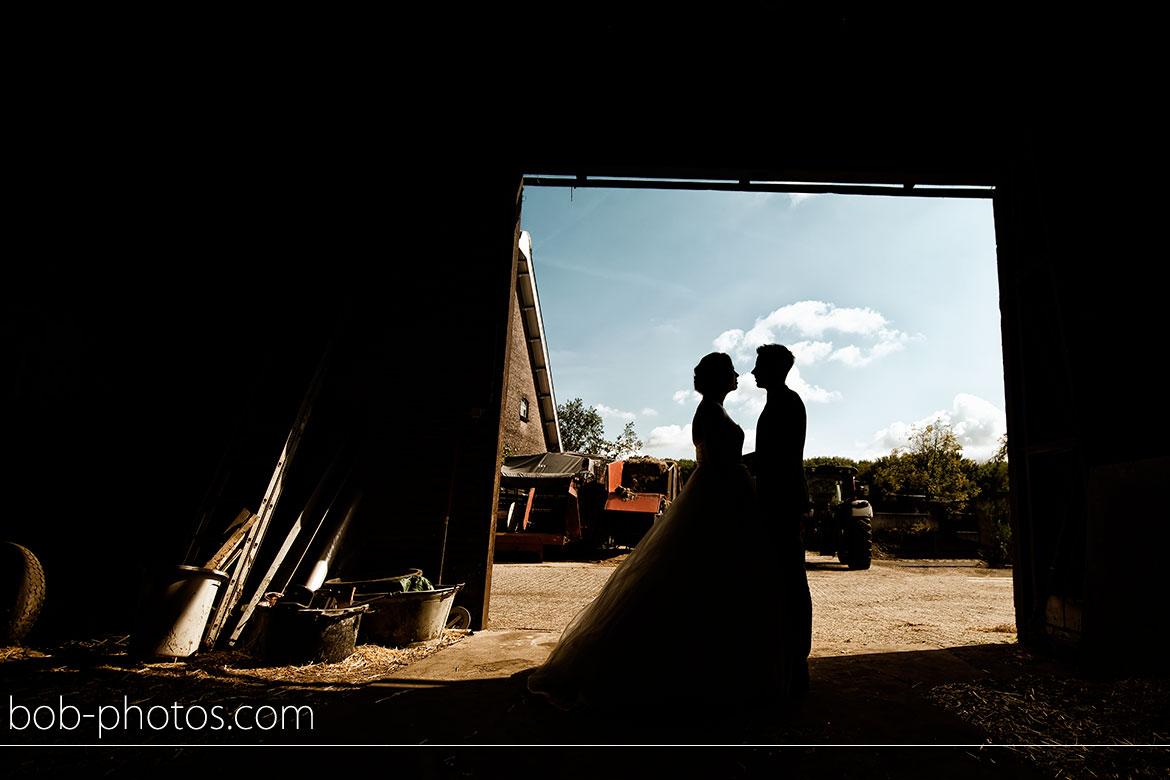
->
[357,585,463,647]
[320,577,464,648]
[264,602,368,665]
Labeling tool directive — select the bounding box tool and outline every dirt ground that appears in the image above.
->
[2,554,1167,778]
[487,553,1020,653]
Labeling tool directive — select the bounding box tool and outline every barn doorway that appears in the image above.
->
[502,174,1013,656]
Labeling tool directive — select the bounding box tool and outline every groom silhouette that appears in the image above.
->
[750,343,812,695]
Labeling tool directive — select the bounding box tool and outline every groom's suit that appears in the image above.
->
[755,383,812,693]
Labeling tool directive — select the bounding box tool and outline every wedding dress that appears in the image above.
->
[526,399,790,713]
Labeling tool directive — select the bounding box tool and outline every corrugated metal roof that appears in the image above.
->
[500,453,590,484]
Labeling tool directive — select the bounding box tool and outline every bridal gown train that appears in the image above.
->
[526,400,794,713]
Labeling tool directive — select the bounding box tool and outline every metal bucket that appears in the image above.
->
[356,584,463,648]
[132,565,228,658]
[264,602,367,665]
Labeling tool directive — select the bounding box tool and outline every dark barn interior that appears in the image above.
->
[3,10,1166,766]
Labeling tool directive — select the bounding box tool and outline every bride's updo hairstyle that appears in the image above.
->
[693,351,734,396]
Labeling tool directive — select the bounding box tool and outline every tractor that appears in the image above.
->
[803,465,873,570]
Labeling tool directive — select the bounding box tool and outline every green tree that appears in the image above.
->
[805,456,860,470]
[867,452,915,504]
[608,420,643,460]
[971,433,1012,566]
[854,459,877,490]
[870,418,976,511]
[557,398,609,454]
[556,398,641,459]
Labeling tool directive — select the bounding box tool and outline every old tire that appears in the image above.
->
[846,517,873,570]
[2,542,46,645]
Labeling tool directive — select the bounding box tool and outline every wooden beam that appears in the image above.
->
[523,176,995,199]
[521,487,536,531]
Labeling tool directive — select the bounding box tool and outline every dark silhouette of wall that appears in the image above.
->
[5,11,1163,672]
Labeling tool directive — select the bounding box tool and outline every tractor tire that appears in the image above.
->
[816,514,836,557]
[846,517,873,570]
[2,542,46,645]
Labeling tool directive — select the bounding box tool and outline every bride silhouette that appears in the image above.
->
[526,352,792,714]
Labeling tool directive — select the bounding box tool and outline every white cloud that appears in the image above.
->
[742,427,757,455]
[643,421,758,461]
[787,368,843,404]
[750,300,888,341]
[595,404,636,421]
[678,362,839,414]
[725,372,833,412]
[828,345,866,367]
[725,376,768,417]
[871,340,908,360]
[712,329,744,354]
[948,394,1007,459]
[645,423,693,458]
[641,408,658,417]
[829,330,920,367]
[859,393,1007,462]
[863,420,918,458]
[715,300,921,375]
[791,340,834,365]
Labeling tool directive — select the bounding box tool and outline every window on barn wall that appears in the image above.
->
[519,397,529,422]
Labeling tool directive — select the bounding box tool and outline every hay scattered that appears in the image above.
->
[585,551,630,567]
[0,630,472,713]
[0,645,49,662]
[211,632,469,688]
[926,670,1170,779]
[620,457,675,494]
[976,623,1017,634]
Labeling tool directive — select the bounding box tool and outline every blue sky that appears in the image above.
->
[519,185,1006,463]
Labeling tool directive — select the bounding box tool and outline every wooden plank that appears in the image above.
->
[222,507,254,536]
[521,487,536,531]
[495,532,570,547]
[220,448,354,648]
[202,337,334,647]
[203,510,258,571]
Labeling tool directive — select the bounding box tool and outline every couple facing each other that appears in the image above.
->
[527,344,812,713]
